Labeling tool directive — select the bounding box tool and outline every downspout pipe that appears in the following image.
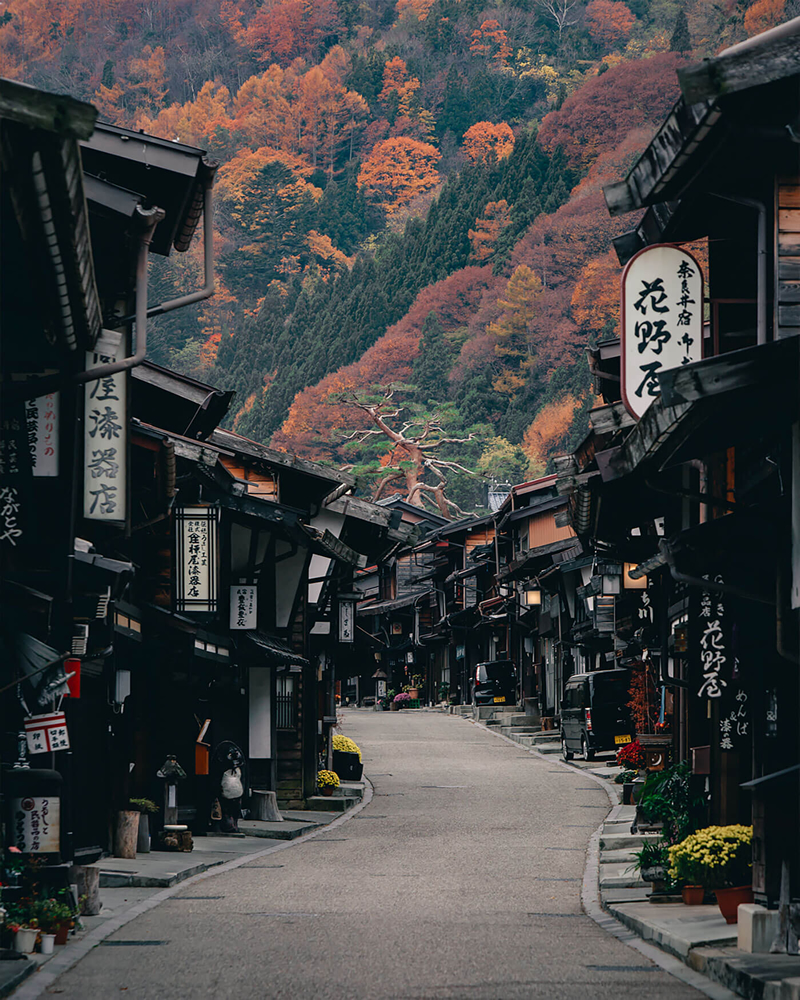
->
[74,204,164,385]
[709,193,767,346]
[109,173,217,326]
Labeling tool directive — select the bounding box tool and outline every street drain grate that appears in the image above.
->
[356,815,387,819]
[532,877,581,882]
[586,965,655,973]
[420,785,468,788]
[305,838,347,842]
[245,864,284,868]
[101,941,169,947]
[544,847,584,851]
[564,824,596,827]
[173,895,225,900]
[527,912,586,918]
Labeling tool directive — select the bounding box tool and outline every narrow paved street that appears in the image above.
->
[49,711,701,999]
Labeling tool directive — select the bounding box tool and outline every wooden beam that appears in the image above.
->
[0,78,97,139]
[679,22,800,105]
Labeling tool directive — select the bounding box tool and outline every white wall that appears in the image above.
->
[249,666,272,759]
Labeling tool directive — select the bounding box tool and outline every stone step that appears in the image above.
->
[500,726,541,736]
[531,732,562,744]
[536,743,563,754]
[599,861,647,889]
[304,795,359,812]
[504,714,540,727]
[599,848,640,865]
[599,831,663,851]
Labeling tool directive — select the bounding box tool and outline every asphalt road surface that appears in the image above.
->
[49,710,702,999]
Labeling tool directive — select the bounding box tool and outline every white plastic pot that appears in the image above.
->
[40,932,56,955]
[14,927,37,953]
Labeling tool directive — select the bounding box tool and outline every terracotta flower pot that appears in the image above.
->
[319,786,334,797]
[682,885,705,906]
[54,923,70,946]
[714,885,754,924]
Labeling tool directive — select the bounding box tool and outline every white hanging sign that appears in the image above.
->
[25,392,59,477]
[621,245,703,420]
[83,331,127,521]
[230,585,257,630]
[176,506,219,613]
[339,600,354,643]
[24,711,70,754]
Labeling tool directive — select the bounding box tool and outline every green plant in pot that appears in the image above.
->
[631,840,674,891]
[130,798,158,855]
[635,761,704,843]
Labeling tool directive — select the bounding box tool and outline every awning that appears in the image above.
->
[242,630,308,669]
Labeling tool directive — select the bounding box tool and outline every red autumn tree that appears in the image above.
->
[539,53,684,167]
[585,0,636,46]
[571,251,621,334]
[462,122,515,164]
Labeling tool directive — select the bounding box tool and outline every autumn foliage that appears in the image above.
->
[462,122,515,164]
[522,397,581,474]
[358,137,441,215]
[585,0,636,46]
[469,200,512,262]
[743,0,786,37]
[538,53,684,167]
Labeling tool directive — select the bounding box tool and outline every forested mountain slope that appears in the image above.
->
[2,0,790,509]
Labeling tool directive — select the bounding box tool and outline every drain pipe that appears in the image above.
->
[110,170,217,326]
[710,193,767,346]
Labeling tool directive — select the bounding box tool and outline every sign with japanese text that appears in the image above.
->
[698,581,731,720]
[11,796,60,853]
[26,392,59,477]
[175,506,219,613]
[338,600,354,643]
[0,397,32,548]
[24,711,70,754]
[230,585,257,630]
[83,332,127,522]
[622,245,703,420]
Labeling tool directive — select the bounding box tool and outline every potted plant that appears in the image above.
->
[634,761,704,842]
[388,688,399,711]
[408,674,424,700]
[130,798,158,854]
[668,825,753,923]
[438,681,449,704]
[6,902,38,954]
[331,735,363,781]
[613,769,639,805]
[317,770,340,796]
[41,896,78,946]
[631,840,672,893]
[393,692,411,709]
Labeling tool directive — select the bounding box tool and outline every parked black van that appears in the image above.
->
[472,659,517,706]
[560,669,633,760]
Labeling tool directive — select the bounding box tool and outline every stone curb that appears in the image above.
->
[9,780,374,999]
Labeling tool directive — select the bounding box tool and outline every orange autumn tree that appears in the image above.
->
[489,264,543,398]
[462,122,515,164]
[469,200,512,262]
[743,0,785,36]
[585,0,636,46]
[396,0,437,22]
[522,396,581,475]
[357,137,441,216]
[571,251,620,334]
[469,19,512,68]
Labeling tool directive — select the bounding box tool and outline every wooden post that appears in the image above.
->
[164,782,178,827]
[113,810,140,860]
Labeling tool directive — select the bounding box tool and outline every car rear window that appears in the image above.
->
[476,661,515,683]
[591,675,629,705]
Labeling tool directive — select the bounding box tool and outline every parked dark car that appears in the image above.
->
[561,669,633,760]
[473,659,517,706]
